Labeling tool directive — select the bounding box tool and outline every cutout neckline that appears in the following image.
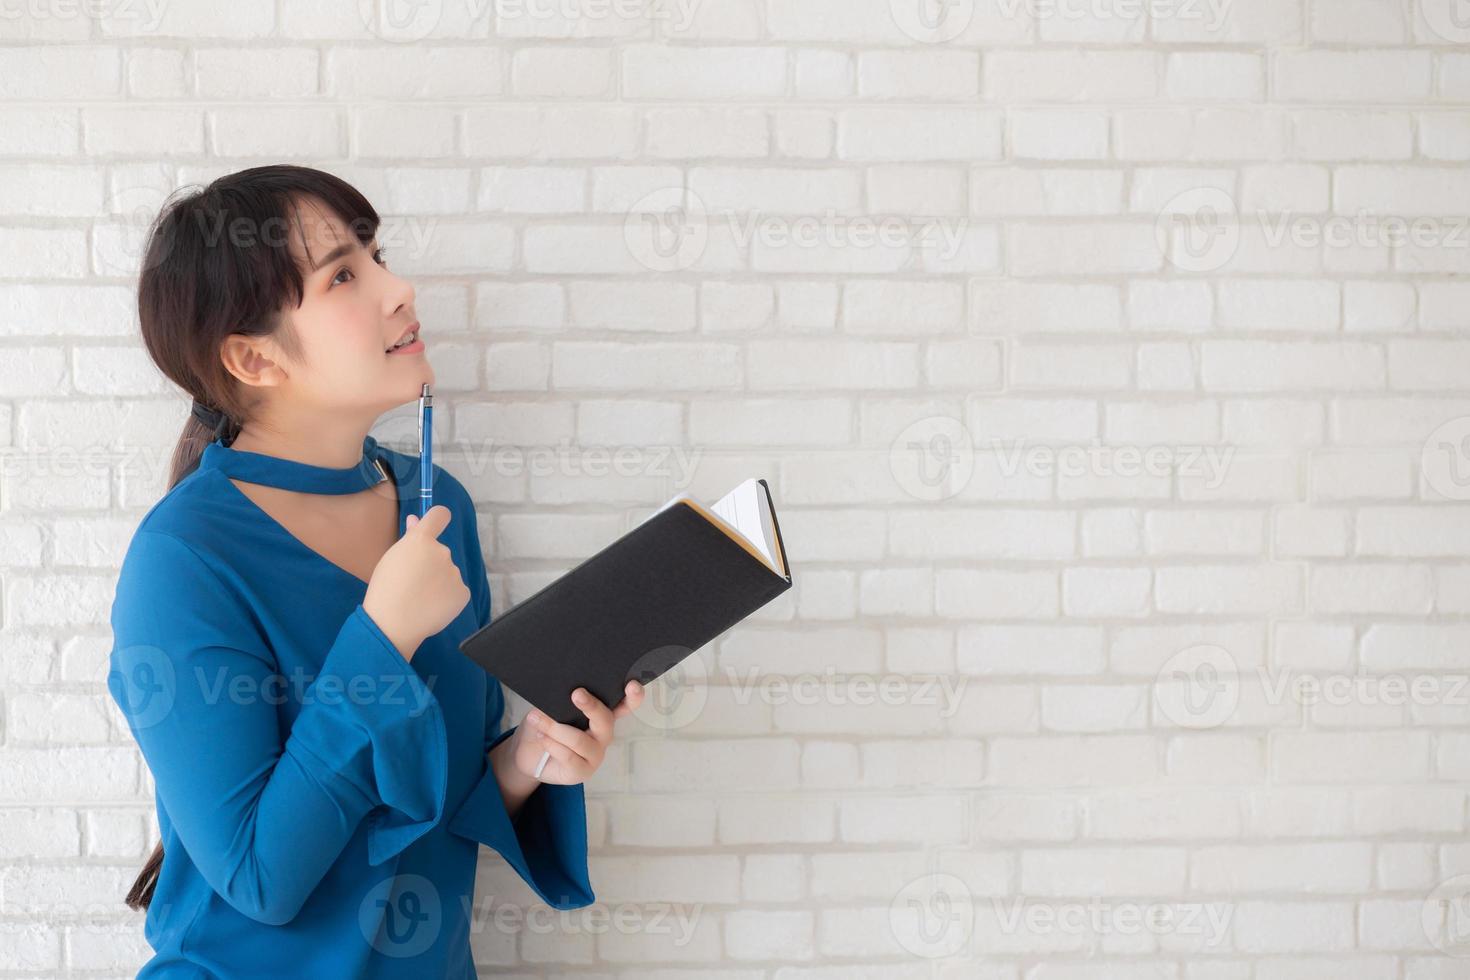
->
[200,435,392,495]
[199,434,410,589]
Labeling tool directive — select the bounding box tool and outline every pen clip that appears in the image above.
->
[417,383,428,453]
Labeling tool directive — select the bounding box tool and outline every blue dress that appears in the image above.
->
[107,433,594,978]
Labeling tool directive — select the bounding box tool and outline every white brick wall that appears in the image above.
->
[4,0,1470,976]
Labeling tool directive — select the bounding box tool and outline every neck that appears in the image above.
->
[227,414,373,469]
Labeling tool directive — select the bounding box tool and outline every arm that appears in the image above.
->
[445,501,595,910]
[467,542,539,819]
[109,530,448,926]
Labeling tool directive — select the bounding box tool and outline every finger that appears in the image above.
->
[611,681,645,721]
[410,503,452,539]
[534,708,601,763]
[405,513,418,529]
[534,731,590,782]
[573,688,616,744]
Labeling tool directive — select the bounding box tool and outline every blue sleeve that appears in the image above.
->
[108,530,448,926]
[445,490,595,910]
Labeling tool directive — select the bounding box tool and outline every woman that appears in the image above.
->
[107,164,643,977]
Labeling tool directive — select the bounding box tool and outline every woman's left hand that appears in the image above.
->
[507,681,644,785]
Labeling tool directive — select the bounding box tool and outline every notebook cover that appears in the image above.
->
[458,481,793,731]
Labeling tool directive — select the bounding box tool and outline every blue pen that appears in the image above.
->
[418,383,433,517]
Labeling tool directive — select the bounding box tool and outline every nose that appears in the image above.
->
[380,260,414,315]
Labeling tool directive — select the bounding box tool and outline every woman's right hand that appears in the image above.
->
[362,504,471,662]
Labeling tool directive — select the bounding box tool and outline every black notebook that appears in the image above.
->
[458,478,793,731]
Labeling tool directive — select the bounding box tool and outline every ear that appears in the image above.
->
[220,333,288,389]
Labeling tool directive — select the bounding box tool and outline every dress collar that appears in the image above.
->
[199,434,392,495]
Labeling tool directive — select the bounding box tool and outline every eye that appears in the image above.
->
[328,247,388,288]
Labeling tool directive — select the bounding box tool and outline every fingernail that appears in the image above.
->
[527,710,540,724]
[573,690,586,703]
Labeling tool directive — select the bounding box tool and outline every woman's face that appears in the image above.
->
[270,196,432,418]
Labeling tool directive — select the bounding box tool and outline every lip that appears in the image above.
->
[386,322,420,353]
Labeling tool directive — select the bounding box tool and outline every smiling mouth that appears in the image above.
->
[386,328,420,353]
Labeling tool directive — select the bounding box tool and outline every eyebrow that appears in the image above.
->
[310,239,372,273]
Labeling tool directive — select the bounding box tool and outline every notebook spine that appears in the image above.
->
[758,478,793,584]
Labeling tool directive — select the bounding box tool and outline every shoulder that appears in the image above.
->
[114,467,256,609]
[111,474,269,653]
[124,467,230,568]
